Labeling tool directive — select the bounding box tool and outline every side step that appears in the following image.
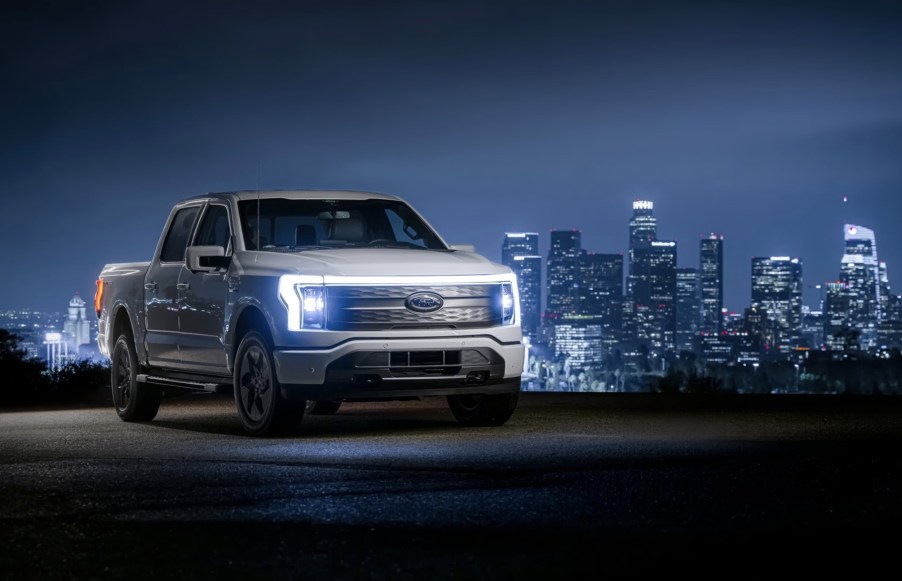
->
[137,374,231,394]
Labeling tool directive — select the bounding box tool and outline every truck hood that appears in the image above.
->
[234,248,512,278]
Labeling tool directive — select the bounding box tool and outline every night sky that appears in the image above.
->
[2,0,901,313]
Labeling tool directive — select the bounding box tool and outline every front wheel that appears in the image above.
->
[234,331,304,436]
[111,333,162,422]
[447,389,519,427]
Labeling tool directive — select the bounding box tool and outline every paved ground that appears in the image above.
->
[2,392,902,579]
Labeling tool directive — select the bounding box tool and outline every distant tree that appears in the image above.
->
[0,329,49,404]
[46,359,110,402]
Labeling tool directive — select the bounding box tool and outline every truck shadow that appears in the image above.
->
[149,404,461,438]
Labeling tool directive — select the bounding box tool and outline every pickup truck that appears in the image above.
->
[95,190,524,435]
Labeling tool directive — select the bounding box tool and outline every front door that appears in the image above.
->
[178,203,232,375]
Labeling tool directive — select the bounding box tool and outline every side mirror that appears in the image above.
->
[450,244,475,252]
[186,245,228,272]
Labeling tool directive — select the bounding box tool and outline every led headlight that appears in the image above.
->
[279,275,326,331]
[501,281,515,325]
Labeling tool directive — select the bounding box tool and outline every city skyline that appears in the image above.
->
[2,1,901,313]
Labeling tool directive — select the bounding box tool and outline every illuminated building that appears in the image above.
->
[751,256,803,354]
[624,201,657,341]
[839,224,881,349]
[675,268,700,353]
[546,230,581,320]
[631,241,677,353]
[629,200,657,248]
[699,234,724,333]
[552,315,604,372]
[502,233,541,340]
[823,281,854,352]
[63,293,92,355]
[800,307,824,351]
[579,252,623,356]
[698,333,732,365]
[502,232,539,265]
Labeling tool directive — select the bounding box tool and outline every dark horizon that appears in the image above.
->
[2,0,901,312]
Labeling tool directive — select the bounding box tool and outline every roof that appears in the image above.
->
[182,189,401,203]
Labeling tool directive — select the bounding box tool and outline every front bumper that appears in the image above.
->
[272,336,525,398]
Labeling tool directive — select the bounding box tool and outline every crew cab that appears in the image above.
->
[95,190,524,435]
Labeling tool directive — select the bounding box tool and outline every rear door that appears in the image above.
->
[144,204,201,367]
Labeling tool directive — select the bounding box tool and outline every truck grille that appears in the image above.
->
[325,284,502,330]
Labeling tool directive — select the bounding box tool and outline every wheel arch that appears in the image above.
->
[228,302,276,372]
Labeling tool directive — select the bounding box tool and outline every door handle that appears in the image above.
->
[177,283,190,291]
[144,282,158,291]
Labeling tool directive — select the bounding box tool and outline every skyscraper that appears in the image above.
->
[502,232,539,265]
[546,230,581,320]
[676,268,700,353]
[632,241,678,353]
[751,257,803,354]
[502,233,541,340]
[824,281,854,351]
[699,234,724,333]
[579,252,623,355]
[625,200,658,343]
[629,200,657,249]
[839,224,881,349]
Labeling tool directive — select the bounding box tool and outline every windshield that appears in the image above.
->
[237,198,448,251]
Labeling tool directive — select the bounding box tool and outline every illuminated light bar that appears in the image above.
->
[651,241,676,247]
[633,200,653,210]
[505,232,538,238]
[769,256,791,261]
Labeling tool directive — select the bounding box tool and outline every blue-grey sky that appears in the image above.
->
[2,0,901,313]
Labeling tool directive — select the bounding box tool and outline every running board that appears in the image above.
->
[137,374,230,393]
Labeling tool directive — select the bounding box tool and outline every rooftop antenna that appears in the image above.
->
[256,158,262,251]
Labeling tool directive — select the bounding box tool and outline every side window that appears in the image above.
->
[160,206,200,262]
[386,208,428,248]
[194,205,231,250]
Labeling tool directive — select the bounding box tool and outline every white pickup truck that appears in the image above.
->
[95,190,524,435]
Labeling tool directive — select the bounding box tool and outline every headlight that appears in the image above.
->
[279,275,326,331]
[501,281,515,325]
[301,286,325,329]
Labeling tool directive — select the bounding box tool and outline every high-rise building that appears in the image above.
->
[824,281,854,351]
[629,200,657,249]
[676,268,700,353]
[839,224,881,349]
[699,234,724,333]
[625,201,657,343]
[552,316,604,374]
[632,241,678,353]
[502,232,539,265]
[751,257,803,354]
[502,233,541,340]
[546,230,581,320]
[579,252,623,355]
[63,293,91,355]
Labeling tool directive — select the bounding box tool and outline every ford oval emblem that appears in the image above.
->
[405,291,444,313]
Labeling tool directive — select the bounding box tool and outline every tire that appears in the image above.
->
[447,387,519,427]
[234,331,304,436]
[111,333,162,422]
[305,400,342,415]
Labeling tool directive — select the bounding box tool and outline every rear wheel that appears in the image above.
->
[111,333,162,422]
[234,331,304,436]
[305,400,342,415]
[447,388,519,427]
